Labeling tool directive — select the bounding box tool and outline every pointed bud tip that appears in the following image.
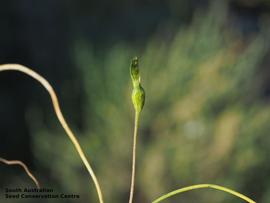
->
[130,56,140,84]
[131,57,139,67]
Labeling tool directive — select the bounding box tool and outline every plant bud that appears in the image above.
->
[130,57,145,113]
[132,84,145,113]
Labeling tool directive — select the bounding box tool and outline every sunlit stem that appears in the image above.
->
[152,184,256,203]
[0,157,40,189]
[0,64,104,203]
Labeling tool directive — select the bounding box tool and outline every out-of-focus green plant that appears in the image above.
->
[70,4,269,202]
[0,58,255,203]
[8,2,268,203]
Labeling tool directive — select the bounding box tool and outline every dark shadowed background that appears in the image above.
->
[1,0,270,202]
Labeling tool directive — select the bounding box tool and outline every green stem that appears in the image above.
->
[152,184,256,203]
[128,112,140,203]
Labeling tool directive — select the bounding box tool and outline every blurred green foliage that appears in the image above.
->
[17,2,270,203]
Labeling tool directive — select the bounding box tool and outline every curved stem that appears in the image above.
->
[152,184,256,203]
[0,64,104,203]
[128,112,140,203]
[0,157,40,189]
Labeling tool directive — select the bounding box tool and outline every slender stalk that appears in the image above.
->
[128,112,140,203]
[0,64,104,203]
[0,157,40,189]
[129,57,145,203]
[152,184,256,203]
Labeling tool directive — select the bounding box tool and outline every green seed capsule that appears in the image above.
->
[132,84,145,113]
